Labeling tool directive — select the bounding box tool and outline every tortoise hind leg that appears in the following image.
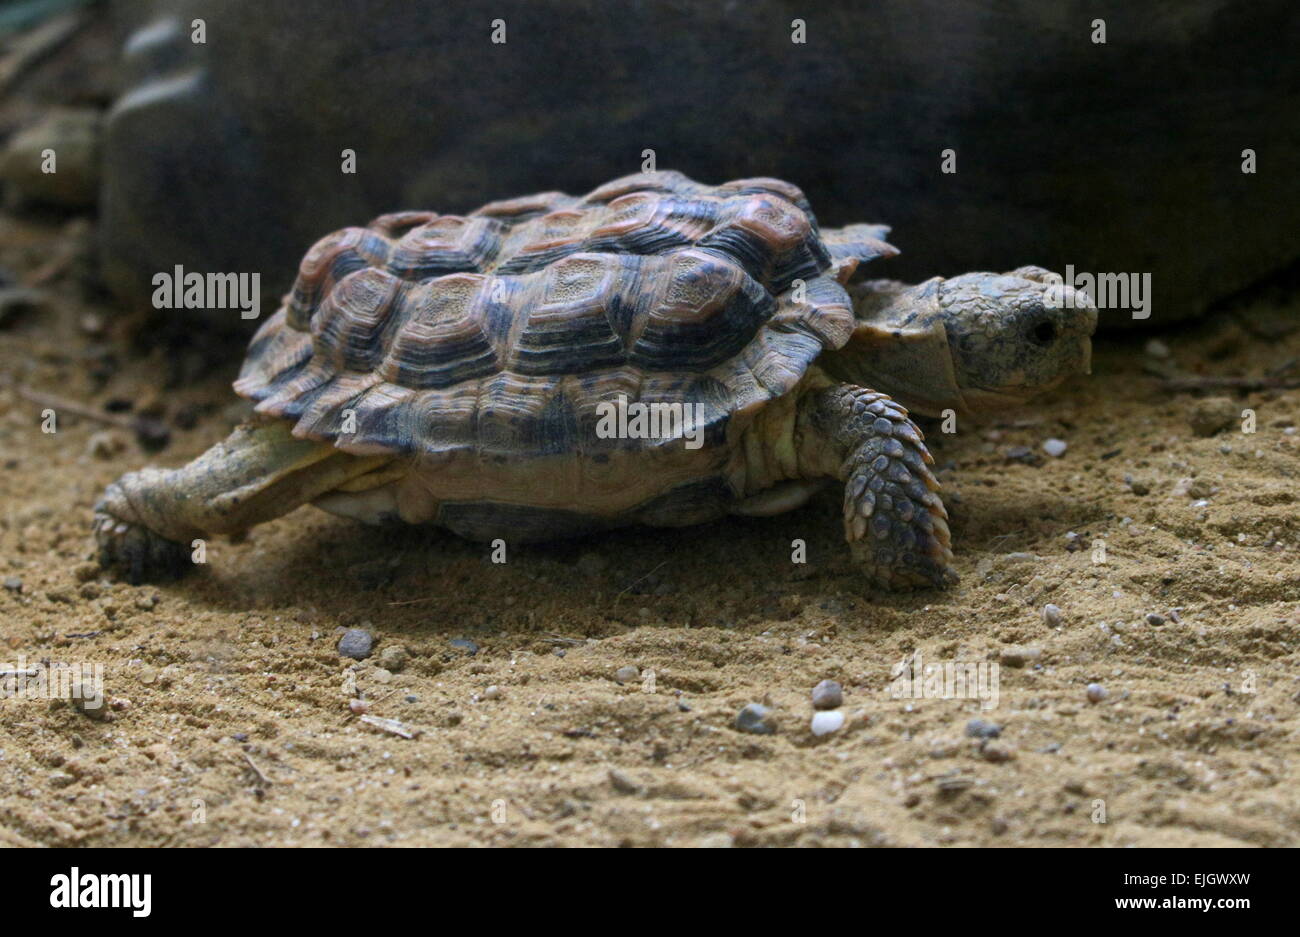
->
[94,419,392,583]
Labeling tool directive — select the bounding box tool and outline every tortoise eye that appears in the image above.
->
[1030,320,1057,345]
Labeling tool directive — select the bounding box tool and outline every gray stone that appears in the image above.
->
[811,679,843,710]
[337,628,374,659]
[735,702,776,735]
[448,638,479,656]
[0,108,100,209]
[965,718,1002,739]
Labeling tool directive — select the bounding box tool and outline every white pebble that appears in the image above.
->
[482,685,503,701]
[1042,603,1064,627]
[810,711,845,736]
[1086,683,1108,703]
[1042,438,1068,458]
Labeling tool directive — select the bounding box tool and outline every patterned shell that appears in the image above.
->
[234,171,896,461]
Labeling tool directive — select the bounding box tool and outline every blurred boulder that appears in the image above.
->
[0,107,100,208]
[100,0,1299,334]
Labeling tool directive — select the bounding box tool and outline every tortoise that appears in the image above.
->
[94,171,1096,588]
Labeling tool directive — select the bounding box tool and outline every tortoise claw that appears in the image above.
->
[93,510,191,584]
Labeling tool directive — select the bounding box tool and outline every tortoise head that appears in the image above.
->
[829,267,1097,418]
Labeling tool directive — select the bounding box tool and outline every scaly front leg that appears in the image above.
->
[797,382,956,589]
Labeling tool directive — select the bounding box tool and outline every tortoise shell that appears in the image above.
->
[234,172,896,477]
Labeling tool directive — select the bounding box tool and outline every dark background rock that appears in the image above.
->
[100,0,1299,334]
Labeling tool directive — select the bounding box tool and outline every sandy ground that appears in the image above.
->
[1,200,1297,848]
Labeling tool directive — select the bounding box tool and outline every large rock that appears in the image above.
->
[0,108,101,209]
[101,0,1299,333]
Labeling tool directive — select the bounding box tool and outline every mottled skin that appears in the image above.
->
[94,267,1095,588]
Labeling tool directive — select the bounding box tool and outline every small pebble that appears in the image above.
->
[348,699,369,715]
[981,743,1016,763]
[696,832,735,848]
[1188,396,1236,437]
[131,416,171,452]
[1173,477,1213,499]
[3,576,22,592]
[0,286,45,326]
[936,776,973,793]
[608,769,641,794]
[1086,683,1108,704]
[1143,338,1171,358]
[68,681,107,720]
[811,679,843,710]
[576,552,608,576]
[1041,438,1068,458]
[87,431,126,460]
[998,646,1042,668]
[448,638,479,656]
[734,702,776,735]
[965,718,1002,739]
[810,710,845,736]
[377,645,408,672]
[337,628,374,660]
[482,684,503,701]
[1042,603,1064,627]
[1005,445,1042,466]
[613,665,640,685]
[1144,612,1166,627]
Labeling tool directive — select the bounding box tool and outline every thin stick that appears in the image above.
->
[3,377,169,449]
[1160,376,1300,392]
[3,377,135,430]
[240,751,272,786]
[0,12,85,93]
[614,560,668,604]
